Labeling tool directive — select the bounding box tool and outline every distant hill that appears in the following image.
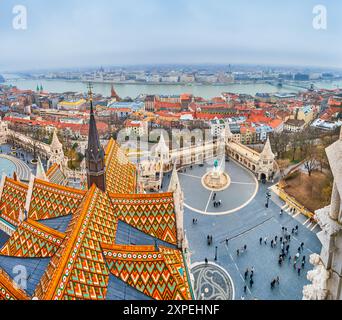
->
[0,75,5,83]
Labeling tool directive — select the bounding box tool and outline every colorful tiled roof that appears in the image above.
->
[0,218,65,258]
[46,164,68,186]
[0,268,30,300]
[0,177,28,227]
[28,179,86,221]
[34,186,118,300]
[105,139,137,194]
[109,193,177,246]
[103,244,192,300]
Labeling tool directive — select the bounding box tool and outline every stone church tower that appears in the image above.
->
[303,128,342,300]
[85,85,106,192]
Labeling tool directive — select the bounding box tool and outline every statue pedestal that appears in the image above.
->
[202,169,230,192]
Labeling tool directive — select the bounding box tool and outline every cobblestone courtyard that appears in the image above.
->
[165,159,322,300]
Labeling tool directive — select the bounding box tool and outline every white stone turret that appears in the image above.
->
[168,165,184,250]
[154,132,170,163]
[260,137,275,160]
[222,123,233,142]
[257,137,276,181]
[0,117,8,144]
[47,129,67,169]
[36,157,47,181]
[51,129,63,151]
[304,127,342,300]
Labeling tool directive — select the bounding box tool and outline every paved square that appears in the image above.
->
[166,161,322,300]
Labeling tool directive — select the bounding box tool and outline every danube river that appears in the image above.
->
[3,77,342,99]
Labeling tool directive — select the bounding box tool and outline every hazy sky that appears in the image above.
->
[0,0,341,71]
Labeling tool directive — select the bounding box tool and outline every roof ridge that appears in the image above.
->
[33,178,86,196]
[26,218,66,239]
[35,185,97,300]
[108,192,173,200]
[5,176,29,189]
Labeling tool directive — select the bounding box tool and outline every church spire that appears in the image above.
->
[85,84,106,192]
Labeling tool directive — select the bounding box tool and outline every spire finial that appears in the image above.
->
[88,83,94,114]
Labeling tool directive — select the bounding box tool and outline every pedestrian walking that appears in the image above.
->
[244,269,249,280]
[289,256,292,263]
[275,236,278,242]
[226,238,229,245]
[259,237,263,245]
[271,280,275,289]
[237,249,240,256]
[298,267,301,276]
[264,237,268,245]
[250,279,254,288]
[244,285,247,293]
[244,244,247,251]
[276,277,280,285]
[271,240,274,248]
[301,242,304,249]
[205,258,208,265]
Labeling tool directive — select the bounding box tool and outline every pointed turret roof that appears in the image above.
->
[36,157,47,181]
[155,132,169,154]
[51,129,62,150]
[168,164,181,193]
[260,137,275,159]
[222,124,233,140]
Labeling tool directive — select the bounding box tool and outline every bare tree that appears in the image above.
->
[301,131,317,176]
